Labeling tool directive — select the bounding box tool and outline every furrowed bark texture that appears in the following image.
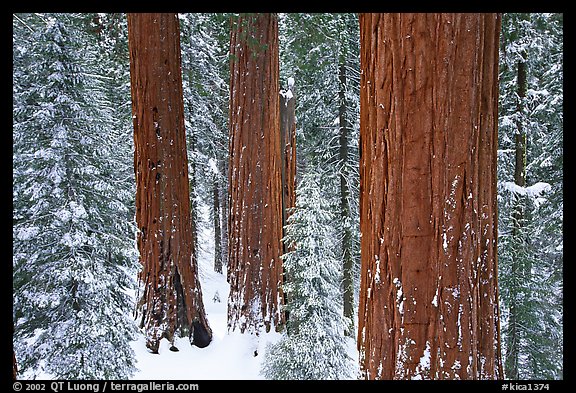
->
[357,13,503,380]
[227,13,285,334]
[128,13,212,352]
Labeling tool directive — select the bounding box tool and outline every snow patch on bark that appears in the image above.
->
[412,341,431,379]
[393,277,404,315]
[432,286,439,307]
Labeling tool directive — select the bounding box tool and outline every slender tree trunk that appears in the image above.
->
[13,350,17,379]
[505,55,528,380]
[128,13,212,352]
[227,13,285,335]
[357,13,503,379]
[213,173,223,274]
[339,62,355,337]
[280,84,297,248]
[219,157,229,268]
[280,80,297,326]
[188,129,199,289]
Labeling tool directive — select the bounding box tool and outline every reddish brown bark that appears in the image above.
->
[128,13,211,352]
[227,13,285,334]
[13,350,17,379]
[357,13,503,379]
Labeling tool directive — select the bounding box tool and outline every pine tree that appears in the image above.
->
[13,13,137,379]
[89,13,135,218]
[262,170,357,380]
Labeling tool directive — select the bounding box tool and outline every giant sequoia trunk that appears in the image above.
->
[227,13,285,334]
[128,13,212,353]
[357,13,503,379]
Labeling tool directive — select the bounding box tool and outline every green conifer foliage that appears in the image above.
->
[262,170,357,380]
[498,13,563,380]
[13,14,137,379]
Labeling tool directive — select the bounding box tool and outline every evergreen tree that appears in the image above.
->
[262,170,357,380]
[498,13,563,380]
[279,12,361,335]
[90,13,134,200]
[13,14,138,379]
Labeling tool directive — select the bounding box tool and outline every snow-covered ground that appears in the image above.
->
[20,203,358,380]
[130,321,282,380]
[130,204,283,380]
[130,257,283,380]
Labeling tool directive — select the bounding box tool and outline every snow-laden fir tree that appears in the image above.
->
[497,13,563,380]
[13,14,138,379]
[279,13,361,335]
[262,169,357,380]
